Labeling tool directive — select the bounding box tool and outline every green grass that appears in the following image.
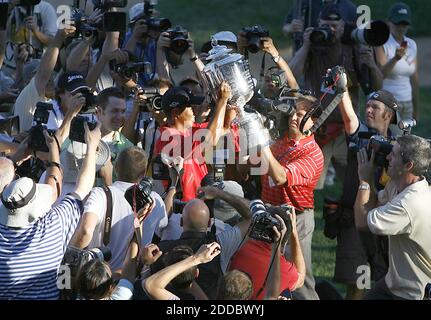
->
[156,0,431,49]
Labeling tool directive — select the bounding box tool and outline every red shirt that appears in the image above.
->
[229,240,299,300]
[261,134,324,210]
[154,123,209,201]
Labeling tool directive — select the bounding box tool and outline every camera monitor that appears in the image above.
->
[103,12,126,33]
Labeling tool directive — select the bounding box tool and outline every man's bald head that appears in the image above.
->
[0,157,15,195]
[181,199,211,232]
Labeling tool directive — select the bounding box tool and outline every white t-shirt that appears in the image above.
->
[13,77,46,132]
[83,182,168,271]
[382,34,417,102]
[368,178,431,300]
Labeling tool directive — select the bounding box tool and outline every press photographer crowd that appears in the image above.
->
[0,0,430,301]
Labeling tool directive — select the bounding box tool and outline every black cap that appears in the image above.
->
[368,90,399,124]
[161,86,205,112]
[57,72,90,93]
[388,2,412,25]
[319,3,342,21]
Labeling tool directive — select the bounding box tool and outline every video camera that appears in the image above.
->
[249,199,293,244]
[28,102,54,152]
[354,133,394,168]
[132,86,163,112]
[124,177,154,212]
[110,60,152,79]
[69,116,97,143]
[242,25,269,54]
[166,25,189,55]
[71,8,99,39]
[92,0,127,12]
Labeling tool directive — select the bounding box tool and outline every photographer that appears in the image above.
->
[13,25,76,133]
[229,205,306,300]
[154,82,232,201]
[335,82,399,299]
[154,185,251,300]
[0,121,101,299]
[289,3,383,190]
[282,0,357,40]
[354,135,431,300]
[143,242,221,300]
[122,2,170,85]
[3,0,57,75]
[69,146,167,275]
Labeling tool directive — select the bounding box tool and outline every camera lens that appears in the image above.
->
[171,38,189,55]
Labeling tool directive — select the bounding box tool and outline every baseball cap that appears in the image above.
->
[129,2,145,22]
[161,86,205,112]
[0,177,52,228]
[214,181,244,222]
[57,72,90,93]
[60,140,111,183]
[388,2,412,25]
[319,3,342,21]
[201,31,238,54]
[368,90,399,124]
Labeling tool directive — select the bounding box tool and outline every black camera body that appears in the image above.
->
[110,60,152,79]
[310,25,336,46]
[321,65,347,94]
[0,116,20,136]
[134,86,163,112]
[166,25,189,55]
[173,199,188,214]
[368,135,393,168]
[249,200,282,243]
[74,88,97,113]
[242,25,269,53]
[28,102,54,152]
[69,116,97,143]
[71,9,99,39]
[124,177,154,212]
[92,0,127,11]
[62,246,112,278]
[152,154,170,180]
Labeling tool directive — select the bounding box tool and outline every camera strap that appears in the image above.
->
[299,72,344,134]
[102,186,113,247]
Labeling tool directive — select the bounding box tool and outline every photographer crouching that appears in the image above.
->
[354,135,431,300]
[229,200,306,300]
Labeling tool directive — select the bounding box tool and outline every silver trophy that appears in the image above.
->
[201,40,271,152]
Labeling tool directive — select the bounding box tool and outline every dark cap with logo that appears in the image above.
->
[319,3,342,21]
[57,72,90,93]
[388,2,412,25]
[161,86,205,112]
[368,90,399,124]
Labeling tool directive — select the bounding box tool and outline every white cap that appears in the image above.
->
[212,31,237,43]
[129,2,145,21]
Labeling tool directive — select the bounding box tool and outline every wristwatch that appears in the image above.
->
[358,183,370,191]
[272,55,281,63]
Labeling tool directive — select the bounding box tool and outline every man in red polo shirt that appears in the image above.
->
[154,82,232,201]
[259,94,324,300]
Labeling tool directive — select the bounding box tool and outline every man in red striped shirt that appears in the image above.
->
[259,95,324,300]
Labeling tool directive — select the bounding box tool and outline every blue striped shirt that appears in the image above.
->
[0,195,83,300]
